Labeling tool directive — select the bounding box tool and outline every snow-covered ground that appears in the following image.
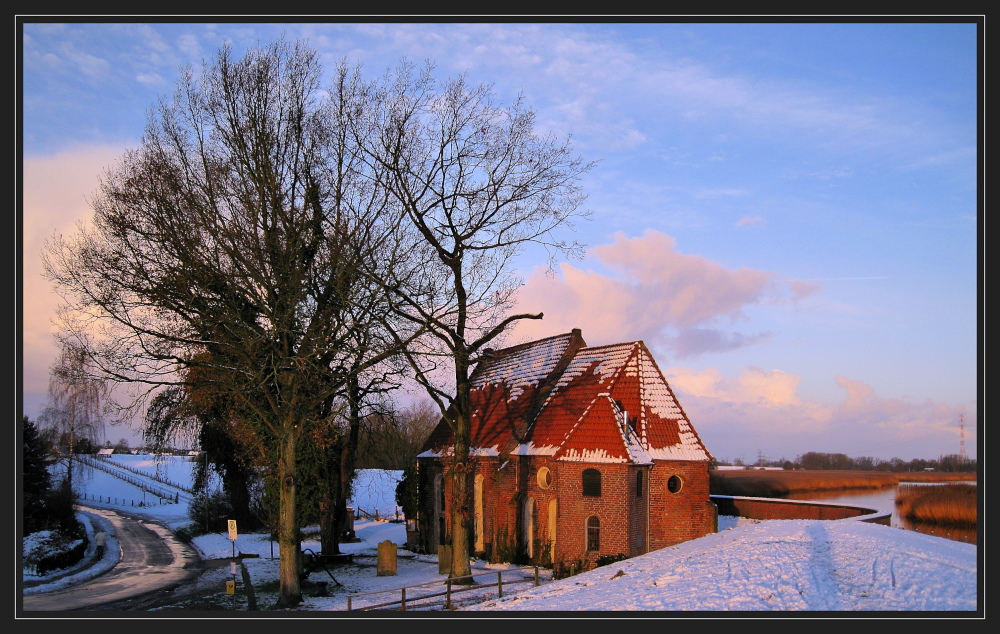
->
[23,455,980,613]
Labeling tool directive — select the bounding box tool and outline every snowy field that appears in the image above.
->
[24,455,980,614]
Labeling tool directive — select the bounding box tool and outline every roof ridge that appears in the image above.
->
[482,329,579,358]
[577,340,642,352]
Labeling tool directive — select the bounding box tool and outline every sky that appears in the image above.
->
[18,18,981,463]
[22,457,979,614]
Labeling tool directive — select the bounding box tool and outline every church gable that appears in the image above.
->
[632,343,712,461]
[556,395,627,462]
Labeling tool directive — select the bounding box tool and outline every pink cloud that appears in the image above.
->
[735,215,764,227]
[22,146,124,400]
[665,366,805,406]
[663,369,974,462]
[511,229,802,357]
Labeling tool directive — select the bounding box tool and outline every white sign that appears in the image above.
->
[227,519,238,540]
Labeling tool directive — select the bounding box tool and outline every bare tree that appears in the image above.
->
[360,64,592,579]
[42,41,414,607]
[356,399,440,469]
[39,338,110,492]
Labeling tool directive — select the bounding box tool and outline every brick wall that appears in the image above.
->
[646,460,714,551]
[418,455,715,570]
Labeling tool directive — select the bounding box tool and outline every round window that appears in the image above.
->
[667,475,683,494]
[537,467,553,489]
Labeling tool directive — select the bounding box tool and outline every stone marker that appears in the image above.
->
[437,544,451,575]
[377,540,397,576]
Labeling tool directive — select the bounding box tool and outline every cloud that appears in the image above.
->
[21,146,125,402]
[511,229,808,357]
[61,42,113,79]
[666,366,805,407]
[789,279,822,300]
[736,215,764,227]
[663,368,973,462]
[135,72,165,87]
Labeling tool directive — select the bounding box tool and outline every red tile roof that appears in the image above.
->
[420,331,712,464]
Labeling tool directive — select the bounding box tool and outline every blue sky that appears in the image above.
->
[19,19,980,463]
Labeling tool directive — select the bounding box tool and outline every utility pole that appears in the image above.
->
[959,414,967,462]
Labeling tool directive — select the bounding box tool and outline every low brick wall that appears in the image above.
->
[711,495,891,526]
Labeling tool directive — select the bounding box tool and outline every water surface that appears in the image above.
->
[785,482,977,545]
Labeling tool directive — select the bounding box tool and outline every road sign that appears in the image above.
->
[226,581,235,595]
[228,519,238,540]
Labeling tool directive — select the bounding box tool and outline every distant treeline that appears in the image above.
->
[718,451,977,473]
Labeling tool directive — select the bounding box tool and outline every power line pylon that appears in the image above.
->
[959,414,967,462]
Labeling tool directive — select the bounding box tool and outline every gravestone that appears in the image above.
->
[438,544,451,574]
[377,540,397,577]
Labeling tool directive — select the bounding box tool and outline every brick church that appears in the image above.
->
[412,329,716,573]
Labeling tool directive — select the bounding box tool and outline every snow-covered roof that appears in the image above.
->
[422,330,713,464]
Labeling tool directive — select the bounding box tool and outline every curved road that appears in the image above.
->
[21,505,204,613]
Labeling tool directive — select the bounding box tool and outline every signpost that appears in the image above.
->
[229,560,238,609]
[227,519,238,609]
[228,519,238,558]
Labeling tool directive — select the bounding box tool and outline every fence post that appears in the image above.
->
[534,566,539,586]
[497,571,503,598]
[347,596,352,611]
[446,579,452,610]
[401,587,406,611]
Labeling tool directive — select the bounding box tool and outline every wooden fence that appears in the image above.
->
[346,566,540,611]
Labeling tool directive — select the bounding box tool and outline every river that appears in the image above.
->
[783,482,977,545]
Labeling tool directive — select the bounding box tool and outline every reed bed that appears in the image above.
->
[709,469,976,498]
[895,483,978,528]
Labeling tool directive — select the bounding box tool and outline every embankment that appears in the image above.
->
[711,495,891,525]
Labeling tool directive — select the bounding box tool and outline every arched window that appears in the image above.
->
[582,468,601,497]
[523,497,535,559]
[635,470,643,497]
[586,515,600,551]
[434,473,446,546]
[474,474,485,552]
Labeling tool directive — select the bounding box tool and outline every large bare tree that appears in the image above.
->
[42,41,413,607]
[360,64,592,579]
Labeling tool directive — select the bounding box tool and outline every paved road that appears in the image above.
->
[20,505,204,613]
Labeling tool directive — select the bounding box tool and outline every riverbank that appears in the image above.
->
[710,469,978,543]
[895,482,977,528]
[709,469,976,497]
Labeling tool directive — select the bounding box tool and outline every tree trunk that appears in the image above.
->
[276,426,303,608]
[449,366,474,582]
[319,493,338,555]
